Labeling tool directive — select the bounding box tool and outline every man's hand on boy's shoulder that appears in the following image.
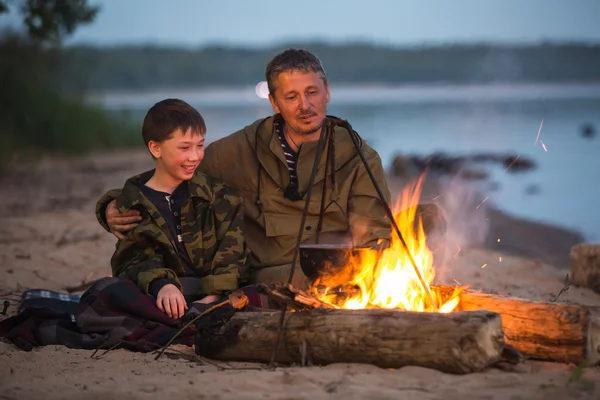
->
[106,200,142,239]
[156,283,188,319]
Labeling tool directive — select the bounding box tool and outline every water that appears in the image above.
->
[94,83,600,241]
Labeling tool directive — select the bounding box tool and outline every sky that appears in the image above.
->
[2,0,600,47]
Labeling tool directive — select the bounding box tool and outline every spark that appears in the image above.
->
[504,155,521,171]
[497,238,501,243]
[534,119,544,146]
[475,196,489,209]
[453,244,461,258]
[499,257,502,262]
[481,263,488,269]
[453,279,462,286]
[540,140,548,152]
[432,194,443,201]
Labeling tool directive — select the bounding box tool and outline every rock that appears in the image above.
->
[503,155,536,173]
[488,181,501,192]
[391,155,412,178]
[524,184,540,196]
[470,153,507,163]
[581,123,596,139]
[460,169,489,180]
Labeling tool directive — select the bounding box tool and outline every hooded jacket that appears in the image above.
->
[108,170,249,295]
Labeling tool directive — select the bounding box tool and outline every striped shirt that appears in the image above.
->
[275,120,299,189]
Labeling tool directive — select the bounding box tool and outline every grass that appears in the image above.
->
[0,83,140,171]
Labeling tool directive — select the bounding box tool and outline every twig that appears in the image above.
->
[154,299,232,361]
[551,283,571,302]
[90,340,124,360]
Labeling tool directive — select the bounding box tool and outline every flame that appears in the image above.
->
[312,174,462,313]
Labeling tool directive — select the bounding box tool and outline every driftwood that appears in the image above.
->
[571,243,600,294]
[255,283,600,365]
[434,286,600,365]
[195,307,504,374]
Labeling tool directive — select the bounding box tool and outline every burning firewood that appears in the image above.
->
[571,243,600,294]
[435,286,600,365]
[255,282,335,310]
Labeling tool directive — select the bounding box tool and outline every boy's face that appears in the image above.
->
[148,128,205,183]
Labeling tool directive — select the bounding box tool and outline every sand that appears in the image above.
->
[0,149,599,400]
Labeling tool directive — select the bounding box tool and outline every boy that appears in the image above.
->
[109,98,249,319]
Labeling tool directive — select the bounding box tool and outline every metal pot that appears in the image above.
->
[298,244,374,283]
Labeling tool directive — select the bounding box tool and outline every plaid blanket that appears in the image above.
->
[0,278,204,352]
[18,289,82,322]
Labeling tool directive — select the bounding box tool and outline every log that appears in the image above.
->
[434,287,600,365]
[571,243,600,294]
[195,308,504,374]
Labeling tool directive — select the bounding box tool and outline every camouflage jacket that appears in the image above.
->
[96,115,391,271]
[102,170,249,296]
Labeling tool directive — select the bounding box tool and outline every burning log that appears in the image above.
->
[195,307,504,374]
[435,286,600,365]
[571,243,600,294]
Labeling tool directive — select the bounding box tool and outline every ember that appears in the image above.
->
[312,175,462,313]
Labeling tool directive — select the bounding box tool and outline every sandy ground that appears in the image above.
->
[0,149,599,400]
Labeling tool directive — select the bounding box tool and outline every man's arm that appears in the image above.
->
[347,148,393,248]
[95,189,141,239]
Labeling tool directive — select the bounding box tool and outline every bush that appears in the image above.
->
[0,33,139,170]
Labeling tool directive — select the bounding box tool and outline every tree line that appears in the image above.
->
[59,42,600,92]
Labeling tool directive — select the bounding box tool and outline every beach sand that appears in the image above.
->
[0,149,599,399]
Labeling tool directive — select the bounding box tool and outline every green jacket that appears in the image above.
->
[97,115,391,271]
[104,170,249,295]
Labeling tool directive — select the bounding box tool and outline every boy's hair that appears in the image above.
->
[265,48,328,96]
[142,98,206,146]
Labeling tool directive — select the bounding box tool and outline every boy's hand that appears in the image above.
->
[157,284,188,319]
[106,200,142,239]
[193,294,223,305]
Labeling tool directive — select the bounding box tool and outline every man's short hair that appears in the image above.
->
[265,48,328,95]
[141,98,206,146]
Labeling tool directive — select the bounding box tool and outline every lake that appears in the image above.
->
[92,83,600,241]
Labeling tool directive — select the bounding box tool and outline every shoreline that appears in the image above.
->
[89,82,600,109]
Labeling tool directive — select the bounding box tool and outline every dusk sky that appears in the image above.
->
[2,0,600,47]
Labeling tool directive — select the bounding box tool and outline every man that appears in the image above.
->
[98,48,442,289]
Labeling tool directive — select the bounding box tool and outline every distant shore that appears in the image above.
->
[89,82,600,109]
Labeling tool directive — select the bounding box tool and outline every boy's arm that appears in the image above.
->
[199,188,249,294]
[111,233,182,296]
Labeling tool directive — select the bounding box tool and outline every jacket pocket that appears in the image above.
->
[263,211,349,239]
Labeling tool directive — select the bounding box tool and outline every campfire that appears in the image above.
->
[190,178,600,373]
[309,175,462,313]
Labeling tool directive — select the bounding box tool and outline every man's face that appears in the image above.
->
[269,70,330,136]
[148,128,205,184]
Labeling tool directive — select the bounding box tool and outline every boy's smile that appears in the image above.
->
[147,127,205,193]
